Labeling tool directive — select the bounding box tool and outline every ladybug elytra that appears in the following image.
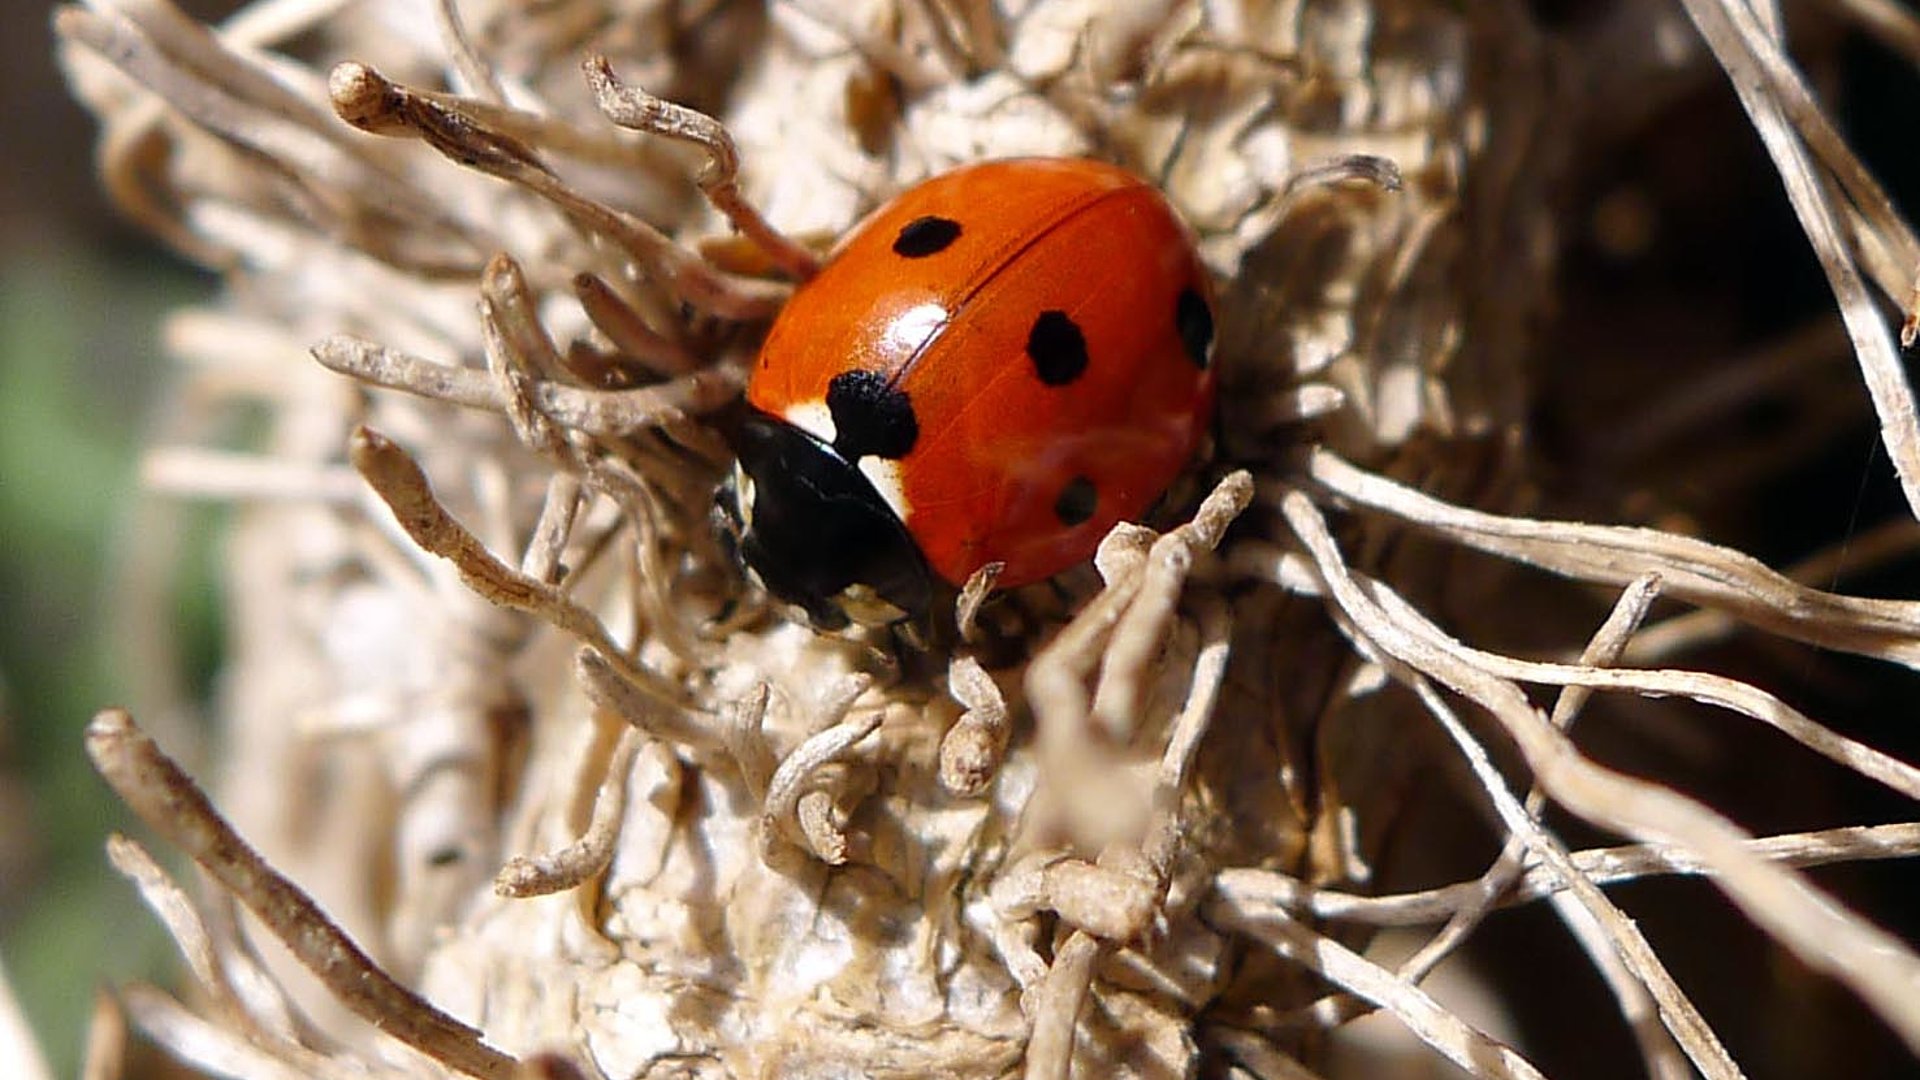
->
[715,158,1217,629]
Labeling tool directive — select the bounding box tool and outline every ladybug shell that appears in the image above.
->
[746,158,1216,594]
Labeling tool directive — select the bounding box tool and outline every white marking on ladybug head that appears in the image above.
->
[782,399,835,445]
[856,456,911,523]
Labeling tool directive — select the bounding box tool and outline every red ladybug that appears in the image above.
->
[716,158,1216,629]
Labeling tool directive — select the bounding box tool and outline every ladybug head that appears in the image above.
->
[712,409,933,631]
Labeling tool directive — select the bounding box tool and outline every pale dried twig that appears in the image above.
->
[0,952,52,1080]
[326,61,788,319]
[760,675,880,861]
[1021,931,1102,1080]
[1277,487,1920,1058]
[84,709,520,1080]
[1410,576,1692,1080]
[940,655,1012,796]
[583,56,822,282]
[575,647,725,751]
[314,334,744,435]
[496,726,644,897]
[349,425,691,709]
[79,989,124,1080]
[1307,448,1920,667]
[1206,900,1547,1080]
[1676,0,1920,519]
[1217,823,1920,927]
[1400,669,1732,1077]
[104,837,305,1050]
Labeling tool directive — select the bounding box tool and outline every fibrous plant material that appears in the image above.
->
[51,0,1920,1077]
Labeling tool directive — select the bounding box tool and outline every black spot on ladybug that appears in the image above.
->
[893,216,961,257]
[1054,476,1098,526]
[1176,287,1213,369]
[1027,310,1089,386]
[827,369,919,460]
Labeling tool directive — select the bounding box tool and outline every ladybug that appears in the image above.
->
[715,158,1217,630]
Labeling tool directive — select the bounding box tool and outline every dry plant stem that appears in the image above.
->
[496,727,643,897]
[725,682,777,799]
[1626,517,1920,662]
[480,268,593,473]
[93,99,218,265]
[1307,449,1920,667]
[483,253,575,387]
[761,676,880,860]
[1021,500,1241,1078]
[1405,577,1693,1078]
[1280,579,1675,1059]
[1676,0,1920,519]
[1092,473,1252,737]
[431,0,504,104]
[1029,473,1251,772]
[1207,902,1547,1080]
[349,425,692,710]
[1283,570,1713,1069]
[1281,154,1404,197]
[325,62,788,319]
[119,985,307,1080]
[84,0,336,142]
[1691,0,1920,280]
[1838,0,1920,71]
[1218,823,1920,926]
[575,647,728,752]
[940,655,1011,796]
[83,709,520,1080]
[314,334,743,435]
[106,837,294,1046]
[571,456,707,664]
[1275,489,1920,1057]
[572,272,700,376]
[80,989,125,1080]
[1203,1026,1330,1080]
[1400,675,1733,1078]
[522,473,584,581]
[0,954,51,1080]
[1021,930,1103,1080]
[955,561,1003,644]
[1146,596,1232,866]
[582,56,822,282]
[56,7,486,268]
[1363,576,1920,802]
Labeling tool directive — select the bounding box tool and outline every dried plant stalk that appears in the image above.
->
[51,0,1920,1076]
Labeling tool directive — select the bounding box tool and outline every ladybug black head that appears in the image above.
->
[712,409,933,631]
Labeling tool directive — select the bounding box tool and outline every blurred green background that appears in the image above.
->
[1,6,221,1074]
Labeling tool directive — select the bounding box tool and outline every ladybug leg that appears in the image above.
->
[584,56,823,283]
